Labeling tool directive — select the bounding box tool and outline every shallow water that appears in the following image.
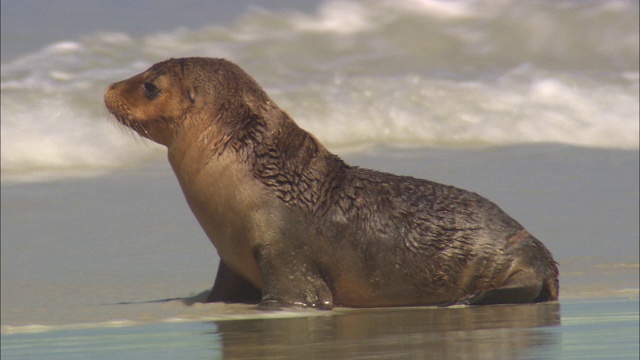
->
[2,301,638,359]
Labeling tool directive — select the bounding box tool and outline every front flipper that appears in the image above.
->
[256,245,334,310]
[206,261,261,304]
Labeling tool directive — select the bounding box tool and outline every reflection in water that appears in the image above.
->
[210,303,560,359]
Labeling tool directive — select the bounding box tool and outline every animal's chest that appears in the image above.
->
[171,154,267,287]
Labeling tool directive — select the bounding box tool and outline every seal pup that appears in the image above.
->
[104,57,559,309]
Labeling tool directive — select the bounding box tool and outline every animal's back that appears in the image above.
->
[317,166,558,306]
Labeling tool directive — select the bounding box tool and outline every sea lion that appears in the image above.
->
[104,57,559,309]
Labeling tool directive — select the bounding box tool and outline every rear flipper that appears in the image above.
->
[464,269,557,306]
[462,231,560,306]
[466,283,542,305]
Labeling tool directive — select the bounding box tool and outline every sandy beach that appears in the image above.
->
[1,144,638,358]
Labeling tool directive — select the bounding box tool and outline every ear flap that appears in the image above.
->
[188,86,197,103]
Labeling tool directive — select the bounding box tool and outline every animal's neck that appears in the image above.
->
[169,106,347,213]
[249,114,347,213]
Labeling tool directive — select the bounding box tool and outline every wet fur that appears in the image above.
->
[105,57,559,309]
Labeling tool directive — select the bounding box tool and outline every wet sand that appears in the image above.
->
[1,301,638,359]
[1,144,638,358]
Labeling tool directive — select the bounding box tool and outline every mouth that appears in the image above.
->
[115,114,152,139]
[104,93,151,139]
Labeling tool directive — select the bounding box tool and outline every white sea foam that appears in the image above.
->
[1,0,638,181]
[389,0,478,18]
[1,320,139,335]
[291,1,375,34]
[0,304,332,335]
[0,94,163,174]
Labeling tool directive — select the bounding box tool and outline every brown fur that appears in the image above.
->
[105,57,559,309]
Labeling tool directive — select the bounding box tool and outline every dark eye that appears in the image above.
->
[142,82,160,99]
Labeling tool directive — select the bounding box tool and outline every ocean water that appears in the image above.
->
[2,0,638,179]
[1,0,638,359]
